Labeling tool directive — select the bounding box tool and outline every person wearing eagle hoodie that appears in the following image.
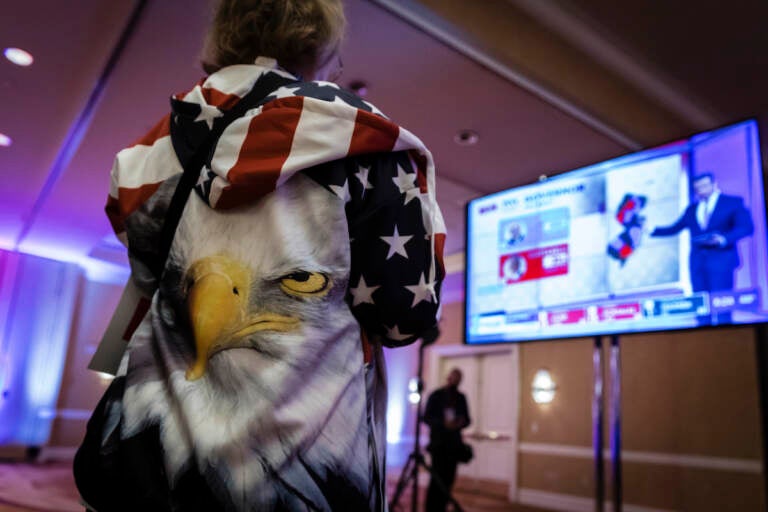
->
[73,1,445,511]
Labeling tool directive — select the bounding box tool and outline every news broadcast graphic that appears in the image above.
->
[607,194,647,265]
[465,120,768,344]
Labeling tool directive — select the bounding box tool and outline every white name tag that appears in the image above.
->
[88,276,152,375]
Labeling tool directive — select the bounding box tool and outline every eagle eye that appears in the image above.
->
[286,271,311,282]
[280,271,331,297]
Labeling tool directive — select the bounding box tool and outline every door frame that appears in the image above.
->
[425,343,521,503]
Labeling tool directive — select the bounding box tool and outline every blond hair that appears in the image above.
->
[202,0,345,75]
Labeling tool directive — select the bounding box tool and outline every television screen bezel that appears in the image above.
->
[462,117,768,346]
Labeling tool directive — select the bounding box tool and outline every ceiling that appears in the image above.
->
[1,0,767,282]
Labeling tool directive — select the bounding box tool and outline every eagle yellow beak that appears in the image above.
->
[186,255,249,381]
[185,255,298,381]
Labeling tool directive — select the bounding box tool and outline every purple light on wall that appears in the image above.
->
[2,237,129,285]
[0,250,80,445]
[440,272,465,304]
[383,342,419,468]
[0,354,12,410]
[0,250,18,418]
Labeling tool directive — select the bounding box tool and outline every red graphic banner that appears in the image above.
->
[547,308,586,326]
[597,302,642,321]
[499,244,569,285]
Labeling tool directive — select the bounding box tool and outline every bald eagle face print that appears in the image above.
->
[120,173,371,509]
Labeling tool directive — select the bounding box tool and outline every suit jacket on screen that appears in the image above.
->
[652,193,753,270]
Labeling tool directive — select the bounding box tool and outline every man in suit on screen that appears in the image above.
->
[651,173,754,324]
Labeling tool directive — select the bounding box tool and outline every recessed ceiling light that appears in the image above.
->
[454,129,479,146]
[0,133,11,147]
[4,47,34,67]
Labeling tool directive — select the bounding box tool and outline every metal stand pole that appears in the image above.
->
[754,324,768,506]
[609,334,622,512]
[411,342,425,512]
[593,336,605,512]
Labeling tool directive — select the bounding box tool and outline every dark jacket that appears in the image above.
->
[652,193,753,270]
[423,387,471,454]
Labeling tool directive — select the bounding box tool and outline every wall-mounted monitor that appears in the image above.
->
[465,119,768,344]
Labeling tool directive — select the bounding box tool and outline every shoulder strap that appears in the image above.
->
[151,73,297,279]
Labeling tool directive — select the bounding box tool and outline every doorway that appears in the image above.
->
[425,344,520,502]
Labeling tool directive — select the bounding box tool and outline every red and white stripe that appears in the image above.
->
[96,61,446,373]
[106,115,181,236]
[106,61,445,272]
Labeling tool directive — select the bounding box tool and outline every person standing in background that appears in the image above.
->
[424,368,471,512]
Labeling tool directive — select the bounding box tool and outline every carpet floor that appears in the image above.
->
[0,461,549,511]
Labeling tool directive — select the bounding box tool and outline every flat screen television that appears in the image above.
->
[464,119,768,344]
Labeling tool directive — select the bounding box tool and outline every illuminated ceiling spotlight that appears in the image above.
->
[0,133,11,147]
[531,368,556,404]
[4,47,34,67]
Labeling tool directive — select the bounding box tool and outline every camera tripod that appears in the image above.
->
[389,332,464,512]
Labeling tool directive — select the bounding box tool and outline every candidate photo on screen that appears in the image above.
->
[498,219,528,249]
[501,254,527,282]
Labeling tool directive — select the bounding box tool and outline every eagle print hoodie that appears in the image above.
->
[74,57,445,512]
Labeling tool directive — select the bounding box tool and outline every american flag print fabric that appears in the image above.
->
[105,57,445,345]
[76,57,445,511]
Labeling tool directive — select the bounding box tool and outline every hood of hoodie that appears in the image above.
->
[92,58,445,378]
[106,56,435,235]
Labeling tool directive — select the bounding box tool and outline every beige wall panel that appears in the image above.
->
[621,328,763,459]
[519,452,594,497]
[623,461,764,511]
[50,278,124,446]
[519,338,594,446]
[437,301,465,345]
[521,453,764,511]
